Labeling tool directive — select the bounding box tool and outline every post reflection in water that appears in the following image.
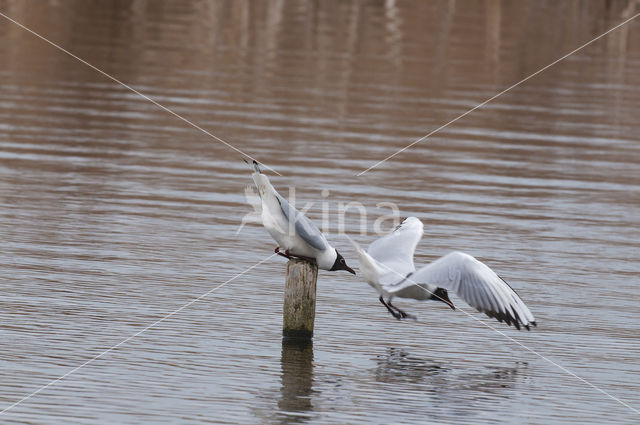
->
[277,338,315,424]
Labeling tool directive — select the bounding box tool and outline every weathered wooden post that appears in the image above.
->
[283,259,318,339]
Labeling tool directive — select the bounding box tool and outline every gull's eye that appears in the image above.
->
[340,258,345,264]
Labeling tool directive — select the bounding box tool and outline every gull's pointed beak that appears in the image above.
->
[332,249,356,275]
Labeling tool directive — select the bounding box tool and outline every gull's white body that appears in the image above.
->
[349,217,425,298]
[249,164,338,271]
[349,217,536,330]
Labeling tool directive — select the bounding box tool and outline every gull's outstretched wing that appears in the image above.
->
[367,217,423,277]
[276,193,329,251]
[393,251,536,330]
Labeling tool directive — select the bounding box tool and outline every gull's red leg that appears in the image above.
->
[295,255,317,264]
[275,247,292,259]
[387,300,417,320]
[379,296,402,320]
[285,250,316,264]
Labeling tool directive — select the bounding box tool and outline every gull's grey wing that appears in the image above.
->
[367,217,423,277]
[276,193,329,251]
[390,251,536,330]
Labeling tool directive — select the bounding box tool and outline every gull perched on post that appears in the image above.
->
[348,217,536,330]
[246,160,355,274]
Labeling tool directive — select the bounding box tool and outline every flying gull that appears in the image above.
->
[348,217,536,330]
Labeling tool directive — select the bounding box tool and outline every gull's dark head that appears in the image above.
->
[330,251,355,275]
[430,287,455,310]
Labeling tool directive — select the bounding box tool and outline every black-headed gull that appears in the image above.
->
[348,217,536,330]
[247,160,355,274]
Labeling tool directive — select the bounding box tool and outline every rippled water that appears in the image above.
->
[1,1,640,423]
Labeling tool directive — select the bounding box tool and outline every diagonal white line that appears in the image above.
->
[466,315,640,416]
[3,4,638,417]
[357,12,640,176]
[0,253,277,416]
[0,11,282,177]
[373,259,640,415]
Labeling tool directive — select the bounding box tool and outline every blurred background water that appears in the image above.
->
[0,0,639,423]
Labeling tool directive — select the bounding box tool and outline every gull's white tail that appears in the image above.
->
[244,159,275,200]
[345,235,385,283]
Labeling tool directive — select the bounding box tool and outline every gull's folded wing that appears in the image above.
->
[276,193,328,251]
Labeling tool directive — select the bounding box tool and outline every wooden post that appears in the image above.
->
[283,259,318,340]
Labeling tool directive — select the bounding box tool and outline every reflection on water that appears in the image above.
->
[1,0,640,424]
[277,339,315,425]
[374,347,445,385]
[374,347,524,395]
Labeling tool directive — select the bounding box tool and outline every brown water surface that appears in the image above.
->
[1,1,640,424]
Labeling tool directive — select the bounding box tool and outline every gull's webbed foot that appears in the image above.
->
[388,301,417,321]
